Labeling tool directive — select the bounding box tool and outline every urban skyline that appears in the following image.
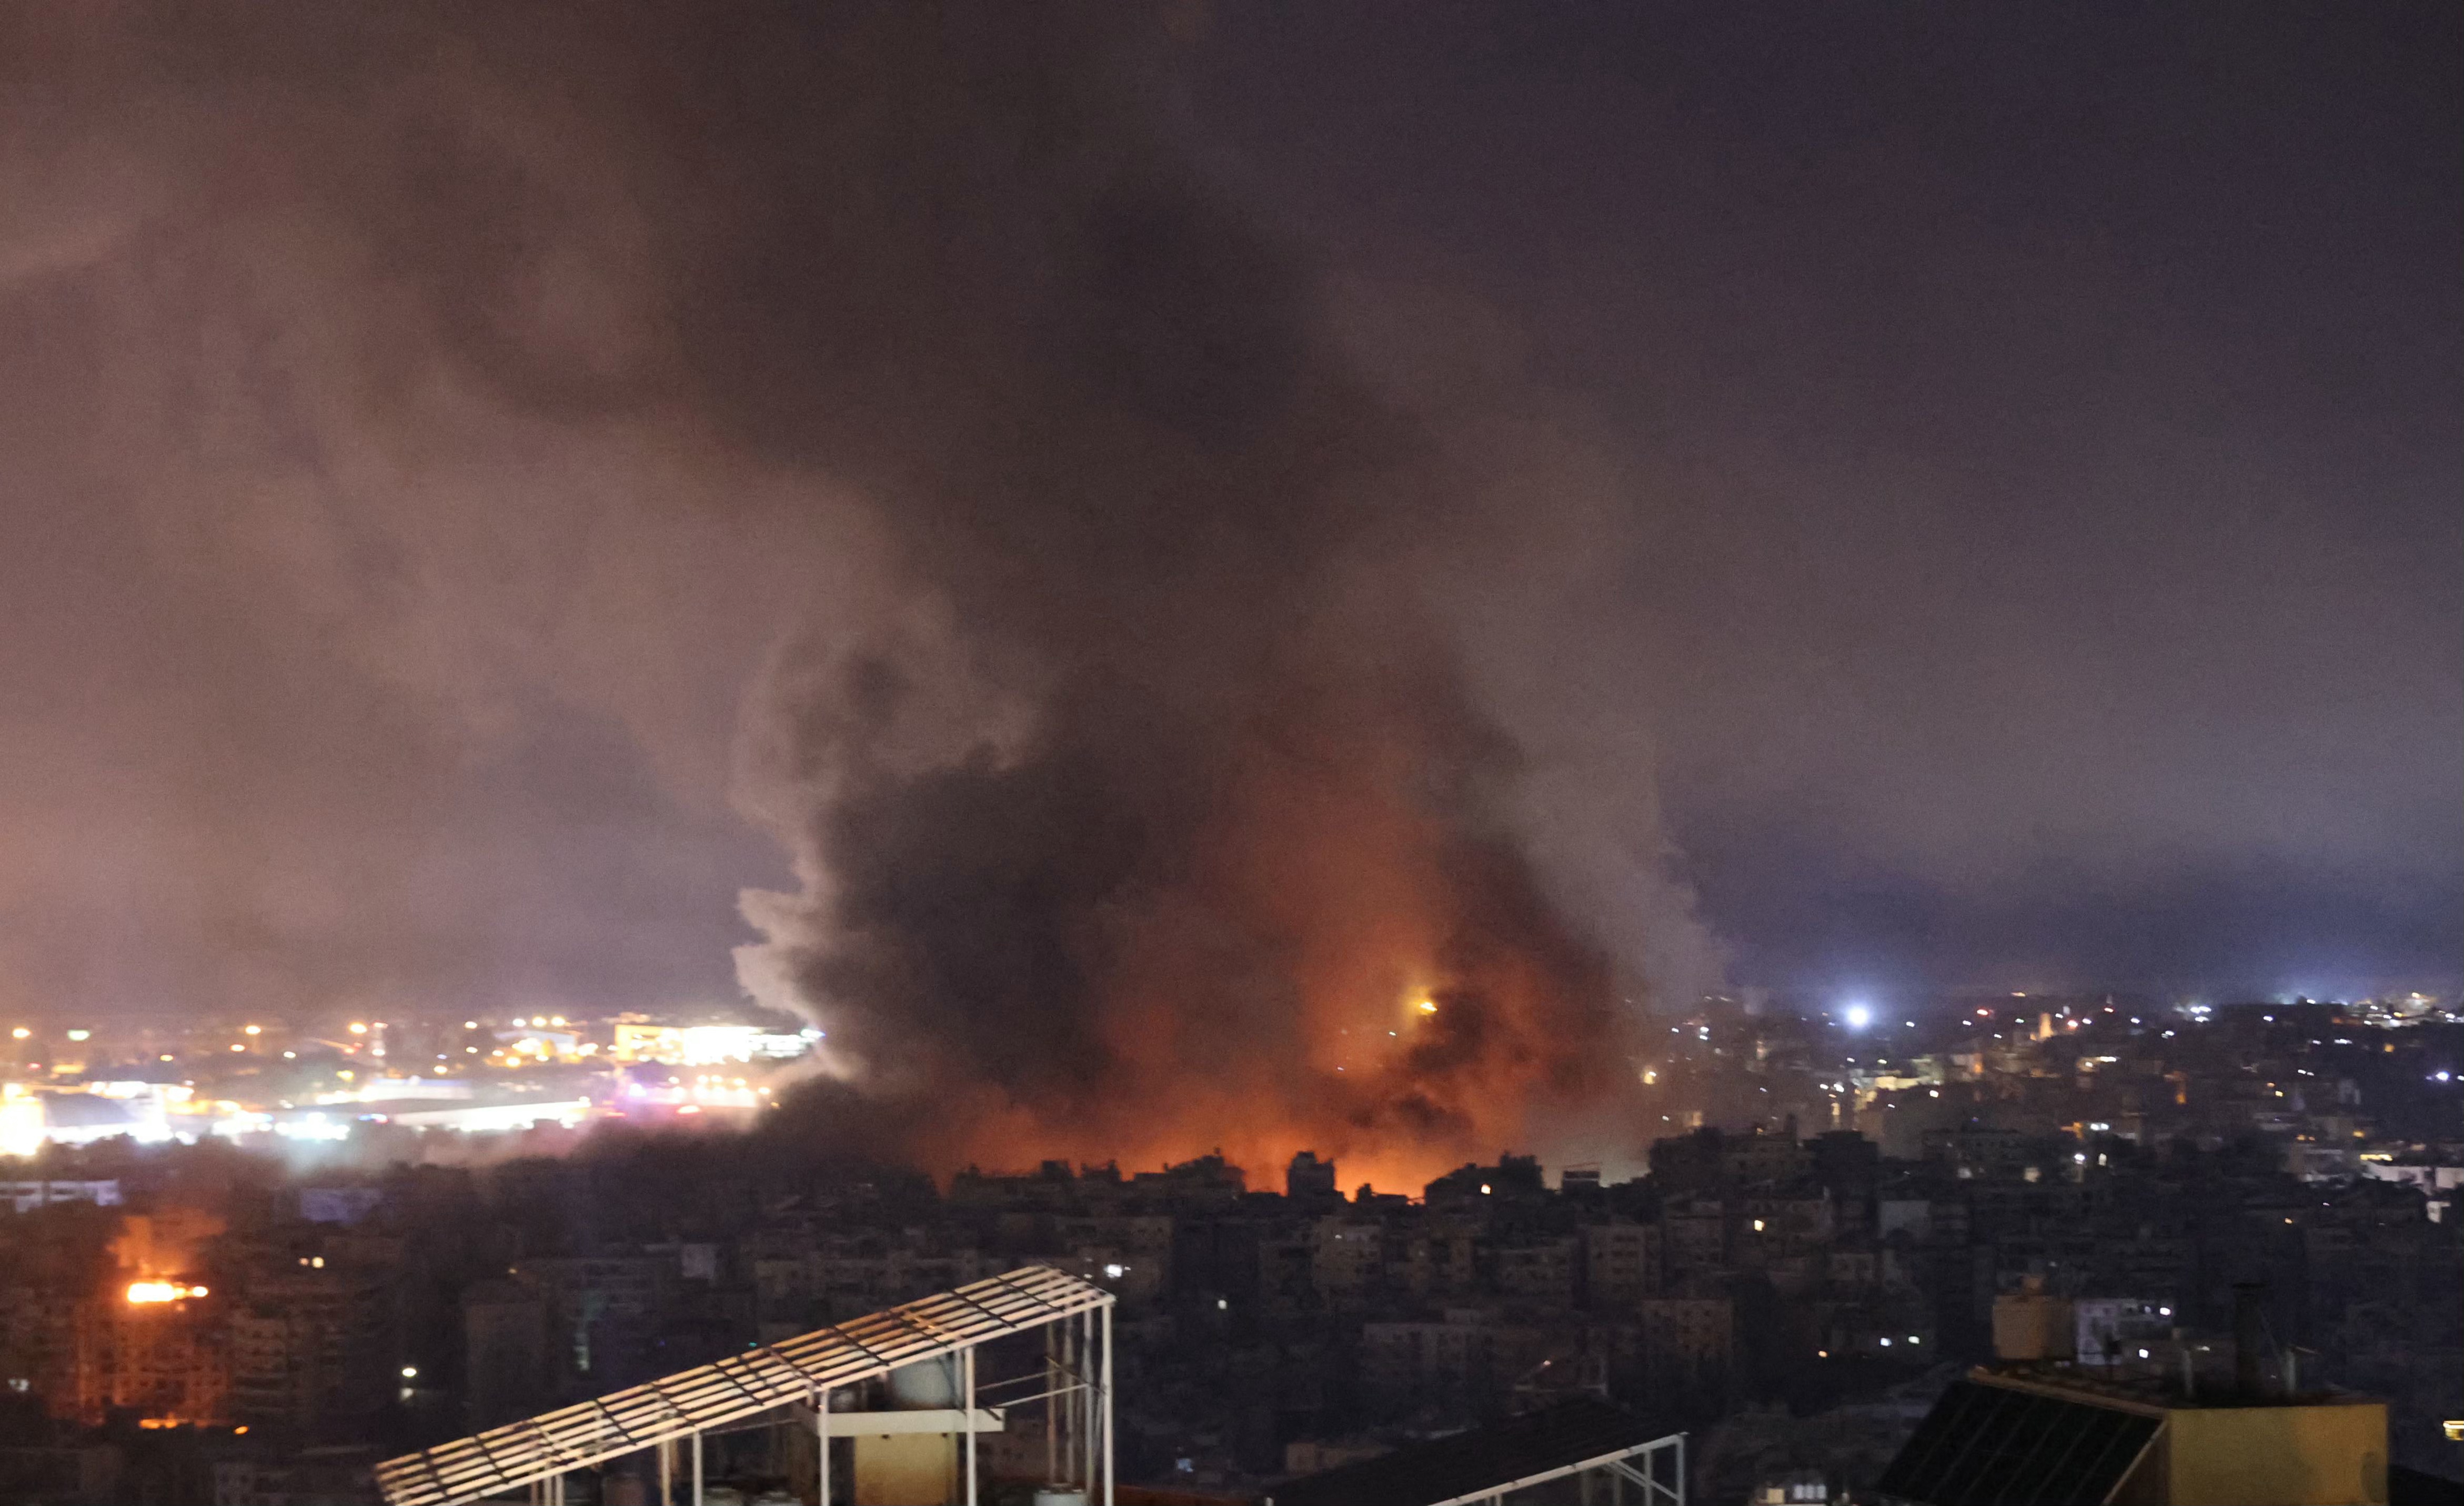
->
[0,4,2455,1504]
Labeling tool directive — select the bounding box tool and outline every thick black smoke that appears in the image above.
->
[4,1,1678,1178]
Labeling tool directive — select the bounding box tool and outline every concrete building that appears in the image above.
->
[1582,1221,1660,1307]
[460,1280,547,1431]
[1882,1367,2392,1505]
[1637,1295,1734,1395]
[228,1268,393,1437]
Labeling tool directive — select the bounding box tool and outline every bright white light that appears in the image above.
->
[1102,1263,1127,1280]
[401,1366,418,1379]
[126,1281,207,1304]
[1844,1004,1874,1031]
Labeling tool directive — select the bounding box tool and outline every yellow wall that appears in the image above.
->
[852,1431,957,1506]
[2161,1402,2388,1506]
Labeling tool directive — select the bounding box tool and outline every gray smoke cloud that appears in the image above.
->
[0,1,1713,1180]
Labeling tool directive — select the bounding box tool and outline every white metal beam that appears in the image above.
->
[1420,1432,1686,1506]
[376,1266,1113,1506]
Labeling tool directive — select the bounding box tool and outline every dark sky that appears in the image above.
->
[1190,3,2463,998]
[0,2,2453,1038]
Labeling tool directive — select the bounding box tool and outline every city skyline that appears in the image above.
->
[2,7,2456,1503]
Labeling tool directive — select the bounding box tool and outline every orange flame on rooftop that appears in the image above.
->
[126,1280,207,1304]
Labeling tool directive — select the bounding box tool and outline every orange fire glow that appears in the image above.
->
[126,1280,208,1304]
[871,672,1632,1196]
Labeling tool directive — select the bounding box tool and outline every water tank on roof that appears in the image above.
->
[886,1356,960,1409]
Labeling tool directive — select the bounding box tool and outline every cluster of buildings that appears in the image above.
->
[0,993,2455,1503]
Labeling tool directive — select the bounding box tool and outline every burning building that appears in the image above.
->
[73,1278,227,1428]
[62,1211,232,1427]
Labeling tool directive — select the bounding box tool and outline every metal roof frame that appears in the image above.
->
[375,1264,1113,1506]
[1269,1399,1684,1506]
[1423,1432,1685,1506]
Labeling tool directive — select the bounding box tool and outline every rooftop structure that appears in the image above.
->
[375,1264,1114,1506]
[1878,1367,2391,1506]
[1269,1398,1684,1506]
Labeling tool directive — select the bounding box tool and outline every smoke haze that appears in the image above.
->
[0,3,1704,1183]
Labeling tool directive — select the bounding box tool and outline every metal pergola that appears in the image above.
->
[1430,1433,1685,1506]
[1266,1400,1684,1506]
[375,1264,1116,1506]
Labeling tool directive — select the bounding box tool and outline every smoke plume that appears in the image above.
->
[1,1,1707,1186]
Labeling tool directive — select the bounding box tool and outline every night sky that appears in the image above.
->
[0,0,2453,1050]
[1187,4,2462,999]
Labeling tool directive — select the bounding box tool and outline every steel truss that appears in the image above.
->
[376,1264,1115,1506]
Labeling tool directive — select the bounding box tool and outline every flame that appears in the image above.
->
[125,1280,208,1304]
[873,712,1628,1195]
